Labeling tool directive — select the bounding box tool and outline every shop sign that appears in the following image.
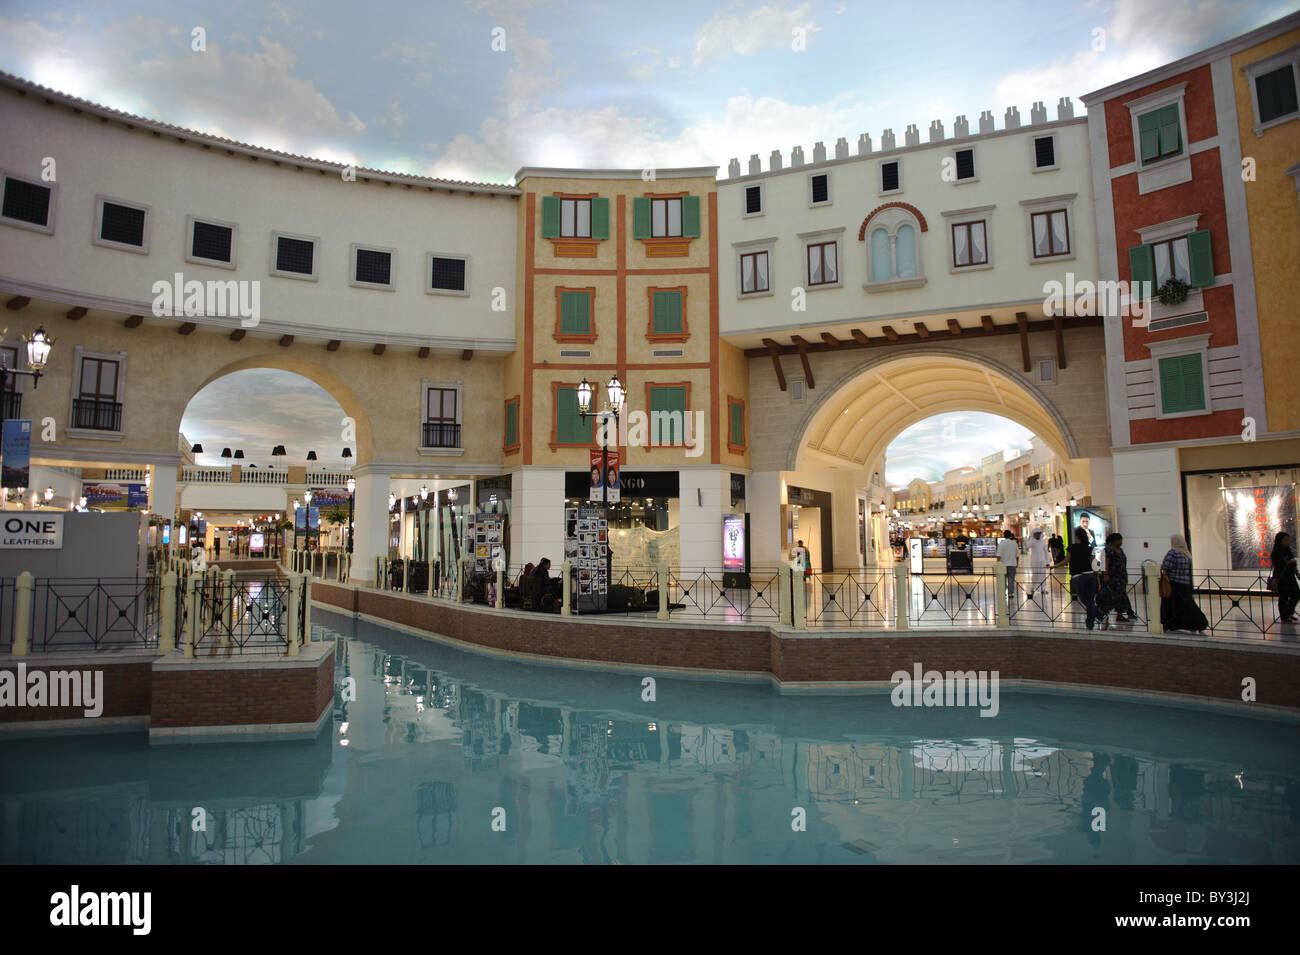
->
[1,513,63,549]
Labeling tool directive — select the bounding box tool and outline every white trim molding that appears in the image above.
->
[1123,82,1192,195]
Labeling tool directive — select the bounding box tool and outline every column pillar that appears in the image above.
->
[349,470,392,585]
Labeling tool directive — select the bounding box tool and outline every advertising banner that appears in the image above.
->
[1067,505,1115,562]
[722,514,745,570]
[1,419,31,489]
[309,487,351,509]
[82,482,149,510]
[0,513,63,549]
[249,532,265,554]
[588,449,620,503]
[1226,485,1296,571]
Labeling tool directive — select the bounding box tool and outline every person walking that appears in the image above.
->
[1026,528,1050,598]
[1097,532,1135,629]
[1067,526,1102,630]
[1269,532,1298,624]
[212,535,220,561]
[790,539,812,601]
[1159,534,1208,633]
[996,530,1019,605]
[1048,531,1065,566]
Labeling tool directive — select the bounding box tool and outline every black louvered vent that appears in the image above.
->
[1034,136,1055,168]
[355,248,392,285]
[955,149,975,180]
[2,177,51,226]
[811,174,829,203]
[191,221,233,262]
[100,202,146,246]
[881,162,899,192]
[429,256,466,291]
[745,185,761,214]
[276,236,315,275]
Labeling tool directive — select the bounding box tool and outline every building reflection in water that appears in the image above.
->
[1,630,1297,865]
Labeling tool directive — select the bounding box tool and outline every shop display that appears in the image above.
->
[565,504,608,610]
[469,513,506,574]
[1225,485,1296,571]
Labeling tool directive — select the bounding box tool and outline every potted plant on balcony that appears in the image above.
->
[1157,276,1190,306]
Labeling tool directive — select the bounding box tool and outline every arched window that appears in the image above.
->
[863,208,925,290]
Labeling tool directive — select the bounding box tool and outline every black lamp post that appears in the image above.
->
[576,374,625,590]
[346,477,356,555]
[0,326,54,413]
[293,499,300,551]
[304,489,314,553]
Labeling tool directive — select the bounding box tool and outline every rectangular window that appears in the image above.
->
[559,290,591,335]
[1256,64,1299,123]
[429,255,467,292]
[651,290,684,335]
[1152,236,1191,287]
[649,386,688,445]
[728,398,745,452]
[274,235,316,276]
[810,173,829,205]
[560,198,591,237]
[1157,353,1206,414]
[952,221,987,267]
[555,386,593,445]
[72,354,123,432]
[745,185,762,215]
[504,397,519,452]
[190,219,234,265]
[99,200,147,248]
[955,148,976,180]
[424,386,460,448]
[651,197,682,237]
[807,241,838,286]
[1033,135,1056,168]
[740,250,769,294]
[881,161,900,192]
[353,247,393,287]
[1137,103,1182,164]
[79,357,119,401]
[1,175,53,230]
[1031,210,1070,257]
[1130,230,1212,294]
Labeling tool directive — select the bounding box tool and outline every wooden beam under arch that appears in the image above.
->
[461,349,473,361]
[1016,312,1031,372]
[279,334,295,347]
[850,329,870,344]
[947,319,962,335]
[881,326,899,341]
[325,340,341,351]
[66,307,87,321]
[820,332,842,347]
[417,346,430,358]
[981,315,994,332]
[5,296,30,311]
[372,343,386,355]
[178,322,197,335]
[229,328,246,341]
[913,322,930,339]
[762,338,787,391]
[791,335,816,389]
[1053,313,1068,370]
[123,314,144,328]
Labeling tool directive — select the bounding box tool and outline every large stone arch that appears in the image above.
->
[175,353,376,464]
[788,346,1081,473]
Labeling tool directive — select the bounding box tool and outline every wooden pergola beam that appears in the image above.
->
[279,334,295,347]
[1053,313,1068,370]
[462,349,473,361]
[123,314,144,328]
[5,296,30,311]
[914,322,930,339]
[820,332,841,347]
[229,328,246,341]
[325,339,341,351]
[66,307,87,321]
[1016,312,1031,372]
[881,325,899,341]
[850,328,870,344]
[178,322,197,335]
[947,319,962,335]
[417,346,430,358]
[981,315,994,332]
[790,335,815,389]
[372,343,386,355]
[762,338,787,391]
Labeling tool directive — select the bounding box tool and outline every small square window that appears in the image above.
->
[881,161,900,193]
[810,173,830,205]
[1256,64,1299,124]
[1033,136,1056,169]
[272,233,318,280]
[428,254,468,295]
[1,174,54,232]
[187,216,236,268]
[954,149,976,181]
[351,245,395,289]
[94,196,150,253]
[744,185,763,215]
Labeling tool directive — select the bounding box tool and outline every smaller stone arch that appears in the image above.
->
[858,201,929,240]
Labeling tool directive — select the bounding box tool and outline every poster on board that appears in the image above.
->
[1225,485,1296,571]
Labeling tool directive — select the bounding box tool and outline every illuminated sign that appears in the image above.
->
[722,514,745,570]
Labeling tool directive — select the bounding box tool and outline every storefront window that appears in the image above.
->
[1183,467,1297,574]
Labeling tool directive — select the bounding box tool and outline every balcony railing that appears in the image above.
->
[421,421,461,449]
[1,391,20,420]
[71,397,123,432]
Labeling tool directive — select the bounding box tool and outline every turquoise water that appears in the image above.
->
[2,606,1297,864]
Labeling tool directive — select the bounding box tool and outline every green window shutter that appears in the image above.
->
[1158,353,1205,414]
[1138,111,1161,163]
[505,401,518,448]
[1186,229,1213,287]
[556,386,591,443]
[541,196,560,238]
[632,198,651,239]
[1158,104,1182,157]
[590,198,609,239]
[649,386,687,443]
[682,196,701,237]
[652,291,682,334]
[1128,244,1154,297]
[730,401,744,447]
[1180,354,1205,411]
[560,291,590,334]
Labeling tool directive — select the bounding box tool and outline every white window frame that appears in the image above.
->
[93,194,151,255]
[426,252,471,297]
[879,159,902,196]
[67,345,129,440]
[185,214,238,270]
[269,230,320,282]
[798,227,845,291]
[558,197,592,238]
[808,171,832,208]
[0,169,57,235]
[733,236,776,299]
[941,204,995,273]
[1124,82,1192,195]
[1135,213,1204,324]
[1146,333,1212,420]
[951,147,978,184]
[349,243,397,291]
[861,209,926,292]
[1036,357,1057,385]
[1030,133,1059,172]
[419,378,465,456]
[1020,193,1077,265]
[742,182,765,218]
[1243,45,1300,136]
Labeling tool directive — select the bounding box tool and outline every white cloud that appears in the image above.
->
[692,1,820,68]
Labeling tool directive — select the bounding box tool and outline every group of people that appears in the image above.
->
[997,526,1137,630]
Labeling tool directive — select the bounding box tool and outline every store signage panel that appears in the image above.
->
[1,513,63,549]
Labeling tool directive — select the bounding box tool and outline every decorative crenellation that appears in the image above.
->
[724,98,1077,179]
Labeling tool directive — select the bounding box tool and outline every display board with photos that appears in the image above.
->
[470,512,506,574]
[565,504,609,611]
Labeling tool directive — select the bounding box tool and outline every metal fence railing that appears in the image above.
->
[26,577,159,652]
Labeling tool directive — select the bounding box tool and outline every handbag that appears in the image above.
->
[1159,572,1173,599]
[1266,574,1277,594]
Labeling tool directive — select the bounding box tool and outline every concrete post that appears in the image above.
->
[160,570,177,653]
[561,559,572,616]
[792,565,807,630]
[303,574,313,646]
[12,571,33,656]
[780,565,793,626]
[894,561,910,630]
[184,575,200,658]
[994,563,1010,628]
[657,563,670,621]
[495,569,504,609]
[1145,563,1163,634]
[286,574,301,657]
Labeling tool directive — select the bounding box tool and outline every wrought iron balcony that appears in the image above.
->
[71,397,123,432]
[421,421,461,449]
[1,391,20,420]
